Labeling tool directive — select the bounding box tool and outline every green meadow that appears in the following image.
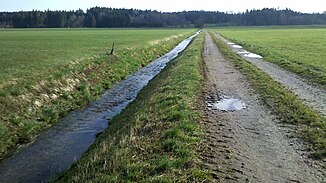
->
[1,27,325,181]
[0,28,193,90]
[0,28,195,159]
[215,26,326,85]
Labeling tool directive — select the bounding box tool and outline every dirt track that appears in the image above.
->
[215,33,326,117]
[200,32,325,182]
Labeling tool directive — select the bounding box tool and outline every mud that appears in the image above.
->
[0,31,199,183]
[200,32,325,182]
[216,33,326,117]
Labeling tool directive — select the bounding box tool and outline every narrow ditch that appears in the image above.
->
[0,31,200,183]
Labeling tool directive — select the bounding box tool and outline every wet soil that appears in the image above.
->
[216,33,326,117]
[0,32,199,183]
[200,32,325,182]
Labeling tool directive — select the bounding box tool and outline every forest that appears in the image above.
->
[0,7,326,28]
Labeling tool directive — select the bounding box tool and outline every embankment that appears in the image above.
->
[57,32,211,182]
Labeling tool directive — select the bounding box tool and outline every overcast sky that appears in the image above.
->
[1,0,325,13]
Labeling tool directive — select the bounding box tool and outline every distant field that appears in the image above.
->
[214,26,326,85]
[0,28,194,158]
[0,28,192,90]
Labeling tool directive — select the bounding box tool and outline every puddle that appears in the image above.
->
[206,94,246,112]
[238,51,250,54]
[0,31,200,183]
[213,98,246,111]
[238,50,263,59]
[244,53,263,59]
[225,38,262,59]
[232,45,243,49]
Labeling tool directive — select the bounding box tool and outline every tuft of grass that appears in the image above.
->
[57,33,212,182]
[209,32,326,159]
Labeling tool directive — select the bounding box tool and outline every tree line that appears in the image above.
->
[1,7,325,28]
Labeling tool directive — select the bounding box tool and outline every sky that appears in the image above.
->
[0,0,325,13]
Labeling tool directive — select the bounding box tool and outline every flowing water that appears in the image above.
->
[0,31,200,183]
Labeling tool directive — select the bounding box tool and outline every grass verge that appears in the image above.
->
[209,32,326,159]
[57,33,211,182]
[0,30,194,160]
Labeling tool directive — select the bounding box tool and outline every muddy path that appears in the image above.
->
[215,33,326,117]
[200,32,325,182]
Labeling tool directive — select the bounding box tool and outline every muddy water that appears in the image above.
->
[0,31,200,183]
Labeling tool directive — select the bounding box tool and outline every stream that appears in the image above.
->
[0,31,200,183]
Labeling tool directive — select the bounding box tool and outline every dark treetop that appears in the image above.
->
[1,7,326,28]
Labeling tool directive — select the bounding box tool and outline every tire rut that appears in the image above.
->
[200,32,325,182]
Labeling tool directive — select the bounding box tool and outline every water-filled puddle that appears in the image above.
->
[206,95,246,112]
[232,45,243,49]
[244,53,263,59]
[238,51,250,54]
[238,50,263,59]
[227,41,261,58]
[213,98,246,111]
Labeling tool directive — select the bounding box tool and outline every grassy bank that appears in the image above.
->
[209,32,326,159]
[0,29,194,159]
[214,27,326,85]
[57,32,210,182]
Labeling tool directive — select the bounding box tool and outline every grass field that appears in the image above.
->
[2,26,325,180]
[0,28,195,159]
[57,32,211,182]
[214,26,326,85]
[0,28,193,91]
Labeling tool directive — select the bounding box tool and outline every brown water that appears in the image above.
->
[0,31,200,183]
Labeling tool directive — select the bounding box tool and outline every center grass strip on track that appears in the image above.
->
[209,32,326,159]
[57,33,212,182]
